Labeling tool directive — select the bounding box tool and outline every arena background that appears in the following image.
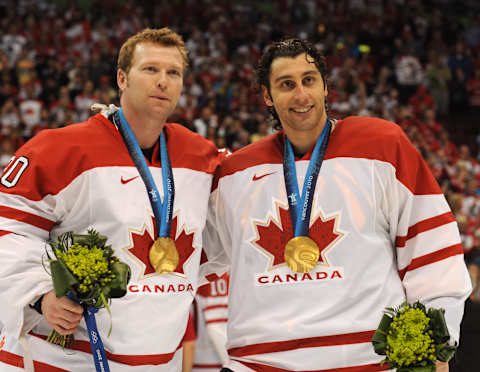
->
[0,0,479,370]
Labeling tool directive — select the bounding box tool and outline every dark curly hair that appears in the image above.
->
[256,38,328,129]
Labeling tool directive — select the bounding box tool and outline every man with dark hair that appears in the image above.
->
[204,39,471,371]
[0,28,221,371]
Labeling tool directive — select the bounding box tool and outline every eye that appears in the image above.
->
[168,69,181,76]
[303,76,315,85]
[281,80,295,89]
[144,66,157,72]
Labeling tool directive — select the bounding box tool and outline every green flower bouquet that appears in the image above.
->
[372,302,456,372]
[46,229,131,347]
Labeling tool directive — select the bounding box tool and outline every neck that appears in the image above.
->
[284,119,328,155]
[120,102,165,149]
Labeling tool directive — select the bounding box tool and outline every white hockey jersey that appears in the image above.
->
[193,273,229,372]
[204,116,472,372]
[0,114,221,371]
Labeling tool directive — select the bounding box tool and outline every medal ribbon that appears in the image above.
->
[283,119,331,237]
[66,293,110,372]
[113,109,175,238]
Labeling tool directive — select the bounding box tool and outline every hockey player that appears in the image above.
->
[192,273,230,372]
[204,39,472,371]
[0,28,221,371]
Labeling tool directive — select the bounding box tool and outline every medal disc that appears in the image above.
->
[284,236,319,273]
[149,237,179,274]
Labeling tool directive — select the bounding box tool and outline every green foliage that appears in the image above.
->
[372,301,456,371]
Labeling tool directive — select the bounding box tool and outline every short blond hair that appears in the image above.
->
[117,27,188,74]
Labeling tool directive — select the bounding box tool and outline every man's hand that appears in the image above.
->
[436,361,449,372]
[41,290,83,335]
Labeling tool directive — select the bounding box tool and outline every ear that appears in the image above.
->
[117,69,127,92]
[262,85,273,107]
[324,82,328,97]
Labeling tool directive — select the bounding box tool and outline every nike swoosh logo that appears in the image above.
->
[121,176,139,184]
[252,172,276,181]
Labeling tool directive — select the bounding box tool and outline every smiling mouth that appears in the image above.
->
[290,105,313,113]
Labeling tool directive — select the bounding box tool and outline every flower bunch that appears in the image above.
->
[372,302,456,372]
[46,230,130,346]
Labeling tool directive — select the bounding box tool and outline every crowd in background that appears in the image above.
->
[0,0,479,262]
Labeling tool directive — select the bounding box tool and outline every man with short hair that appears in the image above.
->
[204,38,471,372]
[0,28,221,371]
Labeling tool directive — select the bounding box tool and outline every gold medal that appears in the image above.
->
[149,237,179,274]
[284,236,319,273]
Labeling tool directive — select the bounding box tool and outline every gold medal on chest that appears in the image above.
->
[284,236,319,273]
[149,237,179,274]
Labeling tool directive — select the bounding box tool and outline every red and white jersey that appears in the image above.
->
[204,116,472,372]
[0,114,221,371]
[193,273,229,372]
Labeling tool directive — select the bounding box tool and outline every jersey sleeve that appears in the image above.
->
[380,129,472,343]
[196,274,229,365]
[0,134,74,339]
[199,154,232,284]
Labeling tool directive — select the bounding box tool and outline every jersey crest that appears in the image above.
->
[125,212,196,280]
[252,199,345,270]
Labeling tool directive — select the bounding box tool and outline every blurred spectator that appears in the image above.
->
[408,85,435,118]
[395,46,424,103]
[467,67,480,112]
[74,80,97,122]
[18,83,43,138]
[250,122,270,143]
[448,42,473,81]
[425,52,451,116]
[193,107,217,137]
[0,98,21,136]
[0,137,14,169]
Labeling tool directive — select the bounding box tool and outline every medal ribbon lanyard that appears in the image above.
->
[114,109,175,238]
[283,119,331,237]
[65,293,110,372]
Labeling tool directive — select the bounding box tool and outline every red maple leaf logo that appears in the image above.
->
[253,204,341,268]
[128,215,195,276]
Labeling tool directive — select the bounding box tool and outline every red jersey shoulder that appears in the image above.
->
[328,116,406,160]
[219,132,283,178]
[16,114,130,167]
[330,116,441,195]
[2,114,132,200]
[165,123,220,175]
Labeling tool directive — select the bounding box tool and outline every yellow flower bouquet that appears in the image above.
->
[372,302,456,372]
[46,229,131,347]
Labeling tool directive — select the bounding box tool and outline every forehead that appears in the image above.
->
[131,42,184,69]
[269,53,320,81]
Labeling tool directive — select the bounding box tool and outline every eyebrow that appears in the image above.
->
[139,61,183,70]
[274,70,319,83]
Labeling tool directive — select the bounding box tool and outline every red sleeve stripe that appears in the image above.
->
[395,212,456,248]
[0,350,69,371]
[399,244,464,280]
[228,330,375,357]
[29,332,178,366]
[236,359,389,372]
[0,230,12,237]
[205,318,228,324]
[193,363,222,369]
[203,304,228,312]
[0,206,55,231]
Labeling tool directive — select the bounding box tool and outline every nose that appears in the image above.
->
[156,71,167,90]
[294,83,309,102]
